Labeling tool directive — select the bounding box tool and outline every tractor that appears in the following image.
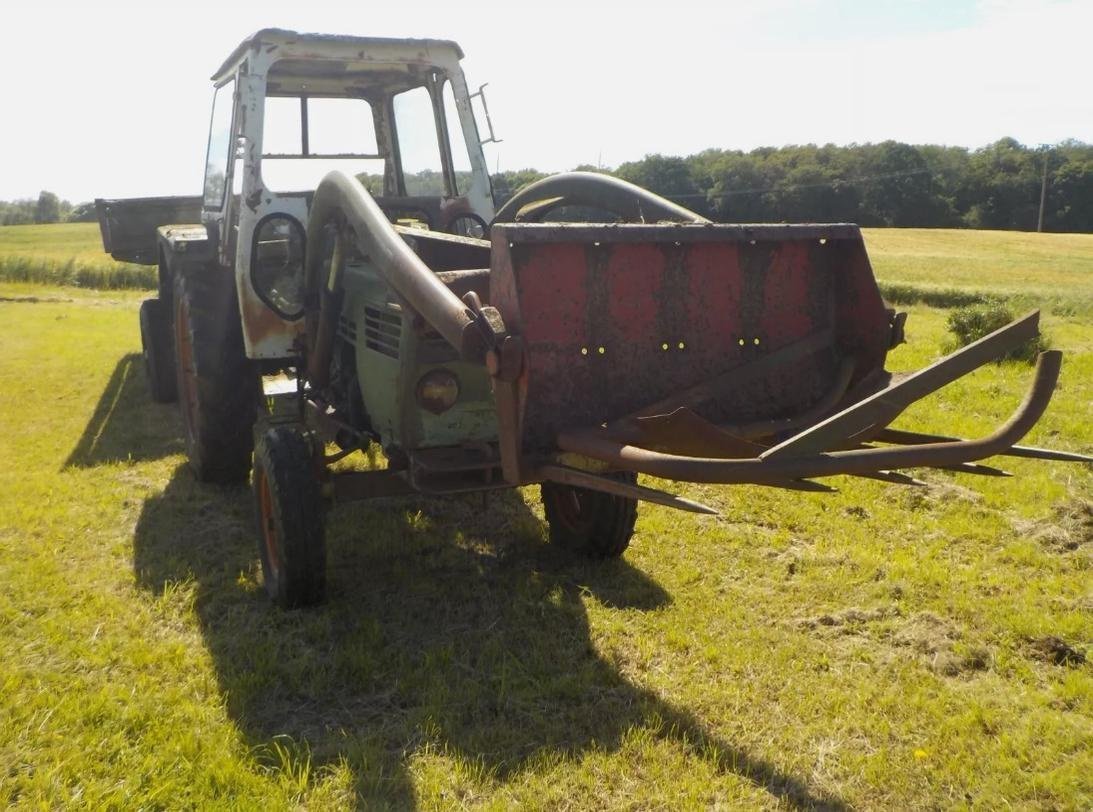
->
[97,29,1091,608]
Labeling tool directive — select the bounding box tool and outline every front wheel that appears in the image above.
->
[541,472,639,558]
[253,425,326,608]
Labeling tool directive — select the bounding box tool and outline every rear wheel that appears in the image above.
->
[253,425,326,608]
[139,298,177,403]
[541,472,639,558]
[173,267,259,483]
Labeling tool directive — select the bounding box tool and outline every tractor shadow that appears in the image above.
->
[75,350,843,807]
[131,463,848,809]
[64,352,184,468]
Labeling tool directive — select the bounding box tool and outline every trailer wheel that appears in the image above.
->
[173,268,259,483]
[139,298,177,403]
[253,425,326,608]
[541,472,639,558]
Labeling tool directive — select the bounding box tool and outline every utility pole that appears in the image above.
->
[1037,146,1050,233]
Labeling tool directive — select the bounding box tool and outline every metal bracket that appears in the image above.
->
[470,83,503,146]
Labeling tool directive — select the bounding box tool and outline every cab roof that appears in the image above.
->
[212,28,465,82]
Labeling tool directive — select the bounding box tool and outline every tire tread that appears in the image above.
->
[253,425,326,608]
[173,267,258,483]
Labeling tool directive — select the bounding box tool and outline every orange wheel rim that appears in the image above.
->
[257,468,281,579]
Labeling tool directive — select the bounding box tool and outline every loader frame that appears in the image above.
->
[278,170,1088,520]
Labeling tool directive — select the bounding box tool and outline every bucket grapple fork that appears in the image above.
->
[555,319,1071,491]
[482,207,1090,512]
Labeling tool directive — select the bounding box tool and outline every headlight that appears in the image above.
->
[251,215,305,319]
[416,369,460,414]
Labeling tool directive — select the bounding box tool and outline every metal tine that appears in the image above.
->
[937,462,1012,477]
[854,470,929,486]
[761,311,1041,460]
[875,427,1093,464]
[534,464,719,515]
[771,479,838,493]
[847,444,1008,479]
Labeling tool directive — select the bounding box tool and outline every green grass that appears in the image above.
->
[0,226,1091,808]
[864,228,1093,316]
[0,222,154,289]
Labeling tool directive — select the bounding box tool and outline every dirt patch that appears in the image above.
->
[796,606,991,676]
[1027,636,1087,667]
[899,479,984,512]
[796,606,893,631]
[1013,499,1093,552]
[0,294,74,304]
[891,612,990,677]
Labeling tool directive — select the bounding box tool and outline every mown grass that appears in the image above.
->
[0,222,154,289]
[864,228,1093,317]
[1,230,1091,809]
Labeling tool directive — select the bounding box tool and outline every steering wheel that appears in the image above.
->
[446,212,490,239]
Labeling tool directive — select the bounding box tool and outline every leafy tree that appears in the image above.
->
[1049,158,1093,232]
[963,139,1041,230]
[35,191,61,223]
[6,140,1092,232]
[490,169,548,206]
[854,142,935,226]
[67,202,98,223]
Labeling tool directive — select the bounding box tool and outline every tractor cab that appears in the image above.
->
[201,29,497,358]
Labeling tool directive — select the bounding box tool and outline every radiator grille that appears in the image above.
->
[337,314,357,344]
[363,305,401,359]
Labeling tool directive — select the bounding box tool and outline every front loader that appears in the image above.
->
[96,29,1091,609]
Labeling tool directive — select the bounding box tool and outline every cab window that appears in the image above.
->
[393,87,445,196]
[203,80,235,209]
[261,96,384,193]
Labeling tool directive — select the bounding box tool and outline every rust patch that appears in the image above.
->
[240,287,297,354]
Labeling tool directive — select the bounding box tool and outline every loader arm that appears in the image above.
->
[303,171,508,380]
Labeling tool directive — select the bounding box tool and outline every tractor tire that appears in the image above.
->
[541,472,639,558]
[139,298,177,403]
[173,266,259,484]
[253,425,326,608]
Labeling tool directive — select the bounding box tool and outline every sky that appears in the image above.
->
[0,0,1089,203]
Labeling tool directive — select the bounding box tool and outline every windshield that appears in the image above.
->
[260,95,385,193]
[203,80,235,209]
[256,72,478,200]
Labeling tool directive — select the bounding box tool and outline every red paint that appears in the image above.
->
[606,244,664,346]
[760,240,814,348]
[683,242,744,357]
[515,243,589,346]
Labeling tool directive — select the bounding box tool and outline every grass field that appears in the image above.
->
[864,229,1093,316]
[0,222,153,289]
[0,225,1090,808]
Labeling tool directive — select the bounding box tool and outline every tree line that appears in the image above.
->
[5,138,1090,231]
[492,138,1093,233]
[0,191,95,226]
